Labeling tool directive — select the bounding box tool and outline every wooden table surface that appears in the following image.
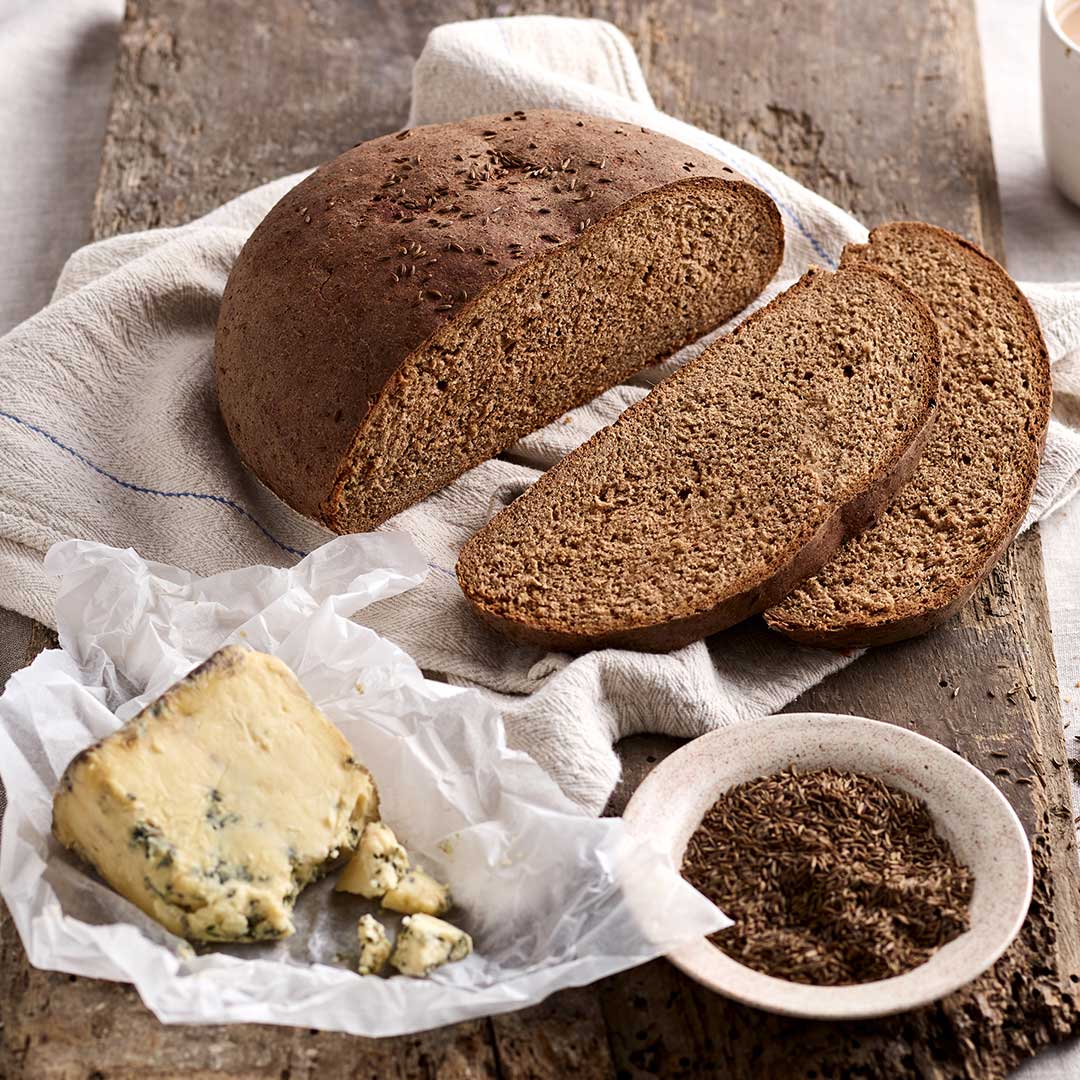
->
[3,1,1080,1077]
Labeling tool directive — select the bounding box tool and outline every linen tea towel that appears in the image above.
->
[2,16,1080,813]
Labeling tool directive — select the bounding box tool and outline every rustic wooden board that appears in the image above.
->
[2,0,1078,1077]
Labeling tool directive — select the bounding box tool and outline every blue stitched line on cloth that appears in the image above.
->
[0,409,310,559]
[0,410,468,581]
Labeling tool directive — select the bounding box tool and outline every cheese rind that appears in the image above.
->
[390,914,472,977]
[336,821,409,899]
[357,913,392,975]
[52,645,379,943]
[382,868,452,916]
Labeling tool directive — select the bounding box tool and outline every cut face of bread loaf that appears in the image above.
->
[215,109,784,533]
[765,223,1052,647]
[456,265,942,653]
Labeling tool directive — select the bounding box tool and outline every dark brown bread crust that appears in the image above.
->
[214,109,782,527]
[457,265,942,653]
[765,223,1052,649]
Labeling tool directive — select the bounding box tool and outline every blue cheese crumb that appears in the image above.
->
[390,913,472,977]
[382,867,451,916]
[336,821,409,899]
[357,913,392,976]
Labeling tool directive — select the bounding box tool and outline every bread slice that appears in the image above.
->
[456,265,941,653]
[765,223,1051,647]
[215,109,784,533]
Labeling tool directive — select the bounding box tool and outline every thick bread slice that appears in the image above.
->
[765,223,1052,647]
[215,109,784,533]
[456,265,941,653]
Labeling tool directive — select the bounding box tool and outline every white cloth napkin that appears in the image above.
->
[3,15,1080,814]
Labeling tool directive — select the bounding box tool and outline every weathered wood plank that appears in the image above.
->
[0,912,498,1079]
[3,0,1076,1077]
[92,0,483,235]
[485,989,616,1078]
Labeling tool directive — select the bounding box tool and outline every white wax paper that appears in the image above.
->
[0,535,727,1035]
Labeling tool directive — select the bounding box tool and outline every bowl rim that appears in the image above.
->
[622,712,1034,1020]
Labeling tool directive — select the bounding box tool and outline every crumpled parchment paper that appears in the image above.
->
[0,534,727,1035]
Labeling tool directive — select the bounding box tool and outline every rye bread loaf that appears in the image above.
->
[765,223,1052,647]
[455,265,942,653]
[215,109,784,532]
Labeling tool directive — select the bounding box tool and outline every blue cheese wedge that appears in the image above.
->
[336,821,409,899]
[357,913,392,975]
[390,914,472,977]
[52,645,379,943]
[382,868,452,916]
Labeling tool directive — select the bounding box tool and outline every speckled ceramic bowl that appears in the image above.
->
[622,712,1033,1020]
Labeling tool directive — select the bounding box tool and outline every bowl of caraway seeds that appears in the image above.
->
[622,713,1032,1019]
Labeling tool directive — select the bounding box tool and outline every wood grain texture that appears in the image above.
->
[3,0,1076,1077]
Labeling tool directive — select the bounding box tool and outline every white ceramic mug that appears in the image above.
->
[1042,0,1080,206]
